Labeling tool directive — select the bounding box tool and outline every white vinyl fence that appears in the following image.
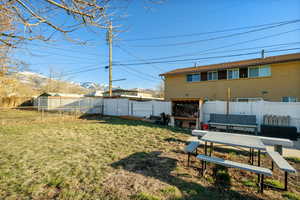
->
[35,97,172,118]
[35,97,300,131]
[203,101,300,131]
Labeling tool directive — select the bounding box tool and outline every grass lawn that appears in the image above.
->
[0,109,299,200]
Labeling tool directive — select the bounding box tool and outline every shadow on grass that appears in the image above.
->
[80,114,191,135]
[111,151,263,200]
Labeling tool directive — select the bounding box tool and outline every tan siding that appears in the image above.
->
[164,61,300,101]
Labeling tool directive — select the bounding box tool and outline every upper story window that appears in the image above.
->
[248,65,271,78]
[186,74,200,82]
[227,68,239,80]
[282,96,298,102]
[208,71,218,80]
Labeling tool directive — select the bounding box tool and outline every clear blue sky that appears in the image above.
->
[14,0,300,89]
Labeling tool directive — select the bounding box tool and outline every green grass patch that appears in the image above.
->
[241,179,256,187]
[282,192,300,200]
[131,192,161,200]
[286,157,300,164]
[160,186,182,199]
[265,179,284,188]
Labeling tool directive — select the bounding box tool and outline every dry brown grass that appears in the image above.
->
[0,109,299,200]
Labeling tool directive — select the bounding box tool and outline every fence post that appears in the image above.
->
[116,99,119,116]
[41,107,44,121]
[152,101,154,116]
[38,97,40,111]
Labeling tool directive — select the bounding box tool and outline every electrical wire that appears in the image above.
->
[53,47,300,78]
[129,20,300,47]
[122,19,300,41]
[114,47,300,66]
[114,41,300,63]
[116,45,164,71]
[117,28,300,62]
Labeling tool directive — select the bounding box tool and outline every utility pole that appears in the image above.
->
[107,21,113,97]
[261,49,265,59]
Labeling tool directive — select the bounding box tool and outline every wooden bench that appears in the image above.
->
[196,154,272,193]
[184,141,199,167]
[267,150,297,190]
[208,113,258,134]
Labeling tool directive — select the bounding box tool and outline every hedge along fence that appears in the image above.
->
[0,97,34,108]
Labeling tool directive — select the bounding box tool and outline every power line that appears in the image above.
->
[50,47,300,79]
[25,42,107,57]
[119,66,160,82]
[121,19,300,41]
[129,20,300,47]
[114,41,300,63]
[52,65,108,78]
[114,48,300,66]
[118,28,300,62]
[19,47,101,61]
[116,45,164,71]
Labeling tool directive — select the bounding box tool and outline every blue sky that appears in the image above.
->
[14,0,300,89]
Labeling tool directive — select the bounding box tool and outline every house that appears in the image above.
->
[160,52,300,128]
[85,90,104,97]
[35,92,84,110]
[38,92,84,98]
[102,88,160,100]
[160,52,300,102]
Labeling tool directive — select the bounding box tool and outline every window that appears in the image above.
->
[248,67,259,77]
[207,71,218,80]
[259,65,271,77]
[234,98,263,102]
[248,65,271,78]
[227,68,239,80]
[186,74,200,82]
[282,96,298,102]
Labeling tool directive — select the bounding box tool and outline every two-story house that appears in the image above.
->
[161,52,300,102]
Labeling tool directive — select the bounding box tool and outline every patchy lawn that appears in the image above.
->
[0,109,299,200]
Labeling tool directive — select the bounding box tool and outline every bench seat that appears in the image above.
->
[184,141,199,167]
[208,122,258,129]
[267,151,296,173]
[184,141,199,153]
[196,154,272,176]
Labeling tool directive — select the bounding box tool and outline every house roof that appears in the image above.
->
[103,89,137,94]
[160,52,300,76]
[39,92,84,97]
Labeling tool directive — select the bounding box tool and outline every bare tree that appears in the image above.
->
[155,81,164,98]
[0,0,165,47]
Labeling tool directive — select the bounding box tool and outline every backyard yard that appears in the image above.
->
[0,109,299,200]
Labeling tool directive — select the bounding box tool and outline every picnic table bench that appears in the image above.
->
[184,130,296,193]
[196,154,272,193]
[267,150,297,190]
[184,141,199,167]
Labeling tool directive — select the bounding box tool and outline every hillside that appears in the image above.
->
[0,71,89,97]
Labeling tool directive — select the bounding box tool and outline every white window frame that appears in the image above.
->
[186,74,200,82]
[227,68,239,80]
[207,71,218,81]
[248,65,271,78]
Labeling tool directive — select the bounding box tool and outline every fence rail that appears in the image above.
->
[2,97,300,132]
